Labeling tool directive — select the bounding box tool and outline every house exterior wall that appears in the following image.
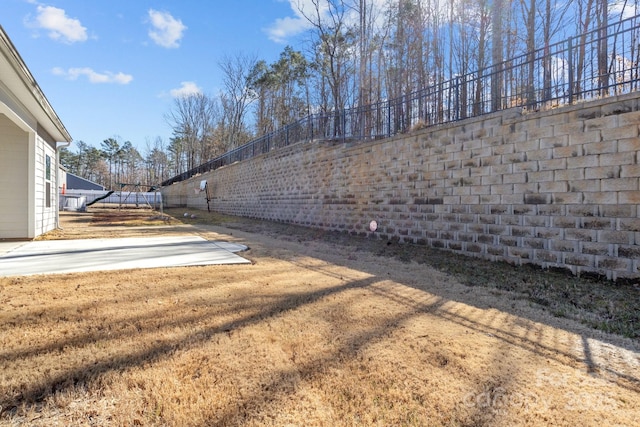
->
[1,27,72,239]
[0,113,29,238]
[162,93,640,281]
[34,131,56,237]
[0,106,59,239]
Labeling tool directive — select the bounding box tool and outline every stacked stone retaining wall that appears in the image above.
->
[161,93,640,281]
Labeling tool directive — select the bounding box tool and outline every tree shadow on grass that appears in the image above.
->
[0,275,379,416]
[2,217,639,425]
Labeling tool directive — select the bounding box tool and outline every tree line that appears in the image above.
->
[59,137,168,190]
[61,0,636,189]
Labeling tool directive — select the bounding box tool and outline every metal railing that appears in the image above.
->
[162,14,640,186]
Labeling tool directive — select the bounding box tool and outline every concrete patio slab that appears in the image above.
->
[0,236,250,277]
[0,241,27,256]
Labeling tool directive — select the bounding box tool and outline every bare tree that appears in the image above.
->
[574,0,595,99]
[384,0,430,128]
[490,0,505,111]
[473,0,491,115]
[144,137,169,186]
[296,0,355,135]
[218,53,259,149]
[597,0,609,96]
[451,0,484,118]
[165,93,220,171]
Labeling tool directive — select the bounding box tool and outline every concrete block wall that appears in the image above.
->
[162,93,640,281]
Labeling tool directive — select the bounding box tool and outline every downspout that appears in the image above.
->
[55,141,71,229]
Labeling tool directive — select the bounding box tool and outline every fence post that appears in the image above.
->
[342,110,346,143]
[455,76,460,121]
[387,99,392,138]
[568,36,574,104]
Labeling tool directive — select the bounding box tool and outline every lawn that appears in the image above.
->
[0,208,638,426]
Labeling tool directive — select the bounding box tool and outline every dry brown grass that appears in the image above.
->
[1,208,639,426]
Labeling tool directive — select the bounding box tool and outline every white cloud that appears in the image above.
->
[264,0,316,43]
[265,0,389,43]
[170,81,202,98]
[266,16,311,43]
[53,67,133,84]
[147,9,187,48]
[32,5,88,43]
[610,1,639,19]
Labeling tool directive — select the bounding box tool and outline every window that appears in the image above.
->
[45,155,52,208]
[46,182,51,208]
[45,155,51,180]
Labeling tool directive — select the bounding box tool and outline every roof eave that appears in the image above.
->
[0,25,72,143]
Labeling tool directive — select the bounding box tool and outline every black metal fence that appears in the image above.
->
[162,14,640,186]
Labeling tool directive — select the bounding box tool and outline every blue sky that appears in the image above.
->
[2,0,313,153]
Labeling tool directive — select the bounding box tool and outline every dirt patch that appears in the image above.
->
[37,209,188,241]
[89,210,176,226]
[1,208,638,426]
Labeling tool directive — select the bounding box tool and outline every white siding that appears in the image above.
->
[1,27,71,239]
[0,113,29,238]
[34,135,56,236]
